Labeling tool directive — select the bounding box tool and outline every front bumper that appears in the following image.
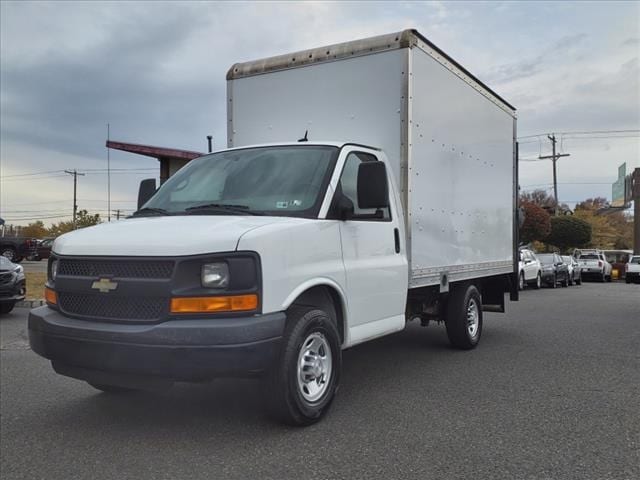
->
[28,306,285,387]
[0,278,26,303]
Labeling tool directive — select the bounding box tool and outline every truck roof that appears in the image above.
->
[210,141,380,153]
[227,29,516,113]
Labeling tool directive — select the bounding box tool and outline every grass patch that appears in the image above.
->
[25,272,47,300]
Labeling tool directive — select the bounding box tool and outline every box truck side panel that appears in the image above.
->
[408,47,515,288]
[227,50,405,184]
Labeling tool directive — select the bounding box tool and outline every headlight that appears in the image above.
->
[14,265,24,274]
[201,262,229,288]
[50,259,59,282]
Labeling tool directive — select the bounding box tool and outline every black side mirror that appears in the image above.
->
[357,162,389,209]
[138,178,157,209]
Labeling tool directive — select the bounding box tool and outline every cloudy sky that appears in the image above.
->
[1,0,638,225]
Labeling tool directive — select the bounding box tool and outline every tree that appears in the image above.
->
[545,216,592,252]
[573,197,630,249]
[519,202,551,245]
[520,189,570,214]
[20,221,48,239]
[48,210,101,237]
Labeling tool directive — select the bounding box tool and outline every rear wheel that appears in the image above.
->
[265,307,341,426]
[606,274,612,282]
[1,247,17,262]
[445,284,482,350]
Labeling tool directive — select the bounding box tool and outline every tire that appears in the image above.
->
[0,302,15,314]
[606,274,612,283]
[576,275,582,286]
[534,272,542,290]
[626,278,631,284]
[1,247,17,262]
[88,382,137,393]
[600,273,606,283]
[265,307,341,426]
[568,274,573,286]
[518,272,525,291]
[562,274,569,288]
[445,284,482,350]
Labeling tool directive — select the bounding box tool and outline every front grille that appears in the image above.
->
[58,292,166,321]
[0,272,13,285]
[58,259,174,279]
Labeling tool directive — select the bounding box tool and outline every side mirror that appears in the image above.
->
[357,162,389,209]
[138,178,157,209]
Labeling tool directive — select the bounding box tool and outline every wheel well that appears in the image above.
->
[289,286,345,345]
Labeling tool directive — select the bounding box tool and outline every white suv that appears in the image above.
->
[625,255,640,284]
[518,248,542,289]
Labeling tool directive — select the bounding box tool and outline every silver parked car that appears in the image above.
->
[562,255,582,286]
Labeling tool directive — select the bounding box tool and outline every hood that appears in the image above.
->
[53,215,294,257]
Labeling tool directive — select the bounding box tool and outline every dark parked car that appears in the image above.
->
[0,256,26,314]
[537,253,569,288]
[30,238,54,261]
[562,255,582,286]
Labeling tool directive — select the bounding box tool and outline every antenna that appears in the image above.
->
[298,130,309,142]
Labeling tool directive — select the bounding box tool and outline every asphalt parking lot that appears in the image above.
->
[19,260,47,274]
[1,282,638,480]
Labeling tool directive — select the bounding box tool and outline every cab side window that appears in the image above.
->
[336,152,391,220]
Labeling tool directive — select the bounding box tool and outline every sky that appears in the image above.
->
[1,0,639,226]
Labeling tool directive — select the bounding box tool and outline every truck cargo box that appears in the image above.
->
[227,29,517,288]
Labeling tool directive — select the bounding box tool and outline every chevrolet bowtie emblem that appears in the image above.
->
[91,278,118,293]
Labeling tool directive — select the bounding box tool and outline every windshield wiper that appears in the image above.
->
[131,207,171,217]
[184,203,263,215]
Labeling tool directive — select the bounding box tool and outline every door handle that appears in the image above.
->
[394,228,400,253]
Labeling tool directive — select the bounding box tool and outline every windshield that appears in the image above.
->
[630,256,640,264]
[579,254,599,260]
[538,254,555,265]
[143,145,339,217]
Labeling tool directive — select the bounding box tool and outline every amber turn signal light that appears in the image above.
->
[170,294,258,314]
[44,287,57,305]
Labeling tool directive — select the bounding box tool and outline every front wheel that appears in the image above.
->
[534,272,542,289]
[575,275,582,286]
[0,302,15,314]
[445,284,482,350]
[518,272,525,291]
[562,274,569,288]
[265,307,341,426]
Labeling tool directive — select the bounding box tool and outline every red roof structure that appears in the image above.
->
[106,140,204,183]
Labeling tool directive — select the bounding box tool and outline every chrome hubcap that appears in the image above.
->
[297,332,332,403]
[466,299,479,338]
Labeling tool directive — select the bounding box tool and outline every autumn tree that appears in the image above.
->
[20,221,48,239]
[519,202,551,244]
[573,197,628,249]
[545,216,592,252]
[48,210,101,237]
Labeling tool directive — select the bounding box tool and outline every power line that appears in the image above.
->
[518,129,640,139]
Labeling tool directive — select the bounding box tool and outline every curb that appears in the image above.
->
[16,299,45,308]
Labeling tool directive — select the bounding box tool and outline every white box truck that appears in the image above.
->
[29,30,518,425]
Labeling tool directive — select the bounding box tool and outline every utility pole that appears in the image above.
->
[538,134,570,215]
[113,209,121,220]
[107,123,111,222]
[633,168,640,255]
[64,169,85,229]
